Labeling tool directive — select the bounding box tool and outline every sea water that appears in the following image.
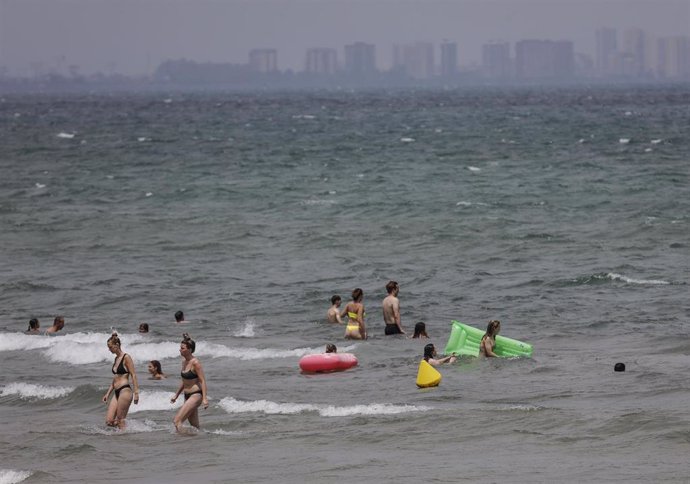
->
[0,86,688,483]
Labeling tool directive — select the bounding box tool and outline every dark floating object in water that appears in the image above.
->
[614,362,626,372]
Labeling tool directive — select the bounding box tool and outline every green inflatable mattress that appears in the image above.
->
[444,321,533,358]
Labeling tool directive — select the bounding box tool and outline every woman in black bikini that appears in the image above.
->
[170,333,208,432]
[102,332,139,429]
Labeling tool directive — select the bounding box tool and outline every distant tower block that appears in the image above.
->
[249,49,278,73]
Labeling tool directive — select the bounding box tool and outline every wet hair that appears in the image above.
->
[614,362,625,372]
[325,343,337,353]
[150,360,163,374]
[330,295,341,305]
[174,311,184,322]
[108,332,121,348]
[413,322,428,339]
[484,320,501,338]
[138,323,149,333]
[54,316,65,328]
[351,288,363,302]
[423,343,435,361]
[28,318,40,331]
[181,333,196,353]
[385,280,399,294]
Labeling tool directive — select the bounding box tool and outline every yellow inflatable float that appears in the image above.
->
[416,360,441,388]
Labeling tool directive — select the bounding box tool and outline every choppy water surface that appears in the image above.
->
[0,86,688,483]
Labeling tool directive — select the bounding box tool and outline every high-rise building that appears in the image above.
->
[249,49,278,73]
[657,36,690,79]
[391,42,434,79]
[595,27,617,76]
[515,39,574,80]
[344,42,376,76]
[623,28,648,76]
[305,48,338,75]
[482,41,511,79]
[440,41,457,78]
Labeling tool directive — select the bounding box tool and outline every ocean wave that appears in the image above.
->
[559,272,671,287]
[218,397,430,417]
[606,273,670,285]
[498,404,544,412]
[202,342,315,360]
[0,331,322,365]
[233,321,256,338]
[127,390,182,413]
[0,382,74,400]
[0,470,32,484]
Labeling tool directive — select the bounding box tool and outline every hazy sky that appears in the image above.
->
[1,0,688,76]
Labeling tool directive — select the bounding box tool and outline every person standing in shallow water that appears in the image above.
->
[327,295,343,324]
[102,332,139,429]
[343,288,366,340]
[171,334,208,432]
[382,281,405,336]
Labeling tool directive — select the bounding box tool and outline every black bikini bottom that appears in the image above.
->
[184,390,203,401]
[114,384,131,400]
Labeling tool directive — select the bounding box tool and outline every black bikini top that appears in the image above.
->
[181,367,198,380]
[112,354,129,375]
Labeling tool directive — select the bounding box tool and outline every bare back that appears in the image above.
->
[382,295,400,326]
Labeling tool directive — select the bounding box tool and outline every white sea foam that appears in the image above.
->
[292,114,316,120]
[500,404,543,412]
[607,273,670,285]
[0,469,32,484]
[651,139,662,144]
[206,429,243,436]
[644,148,652,152]
[0,331,316,365]
[400,137,415,143]
[0,382,74,400]
[467,166,481,172]
[619,138,630,144]
[137,137,148,142]
[234,321,256,338]
[35,183,46,188]
[145,192,153,197]
[202,342,316,360]
[218,397,430,417]
[127,390,182,413]
[56,132,75,139]
[80,419,158,434]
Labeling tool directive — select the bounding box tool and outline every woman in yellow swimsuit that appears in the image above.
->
[343,288,366,340]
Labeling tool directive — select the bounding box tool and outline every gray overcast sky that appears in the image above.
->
[1,0,688,76]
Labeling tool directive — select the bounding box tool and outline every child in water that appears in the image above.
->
[423,344,456,366]
[412,322,429,339]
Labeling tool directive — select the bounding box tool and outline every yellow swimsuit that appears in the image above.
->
[346,311,364,331]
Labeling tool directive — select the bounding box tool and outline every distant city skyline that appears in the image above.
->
[1,0,688,76]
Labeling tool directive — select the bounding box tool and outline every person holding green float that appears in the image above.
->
[479,319,501,357]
